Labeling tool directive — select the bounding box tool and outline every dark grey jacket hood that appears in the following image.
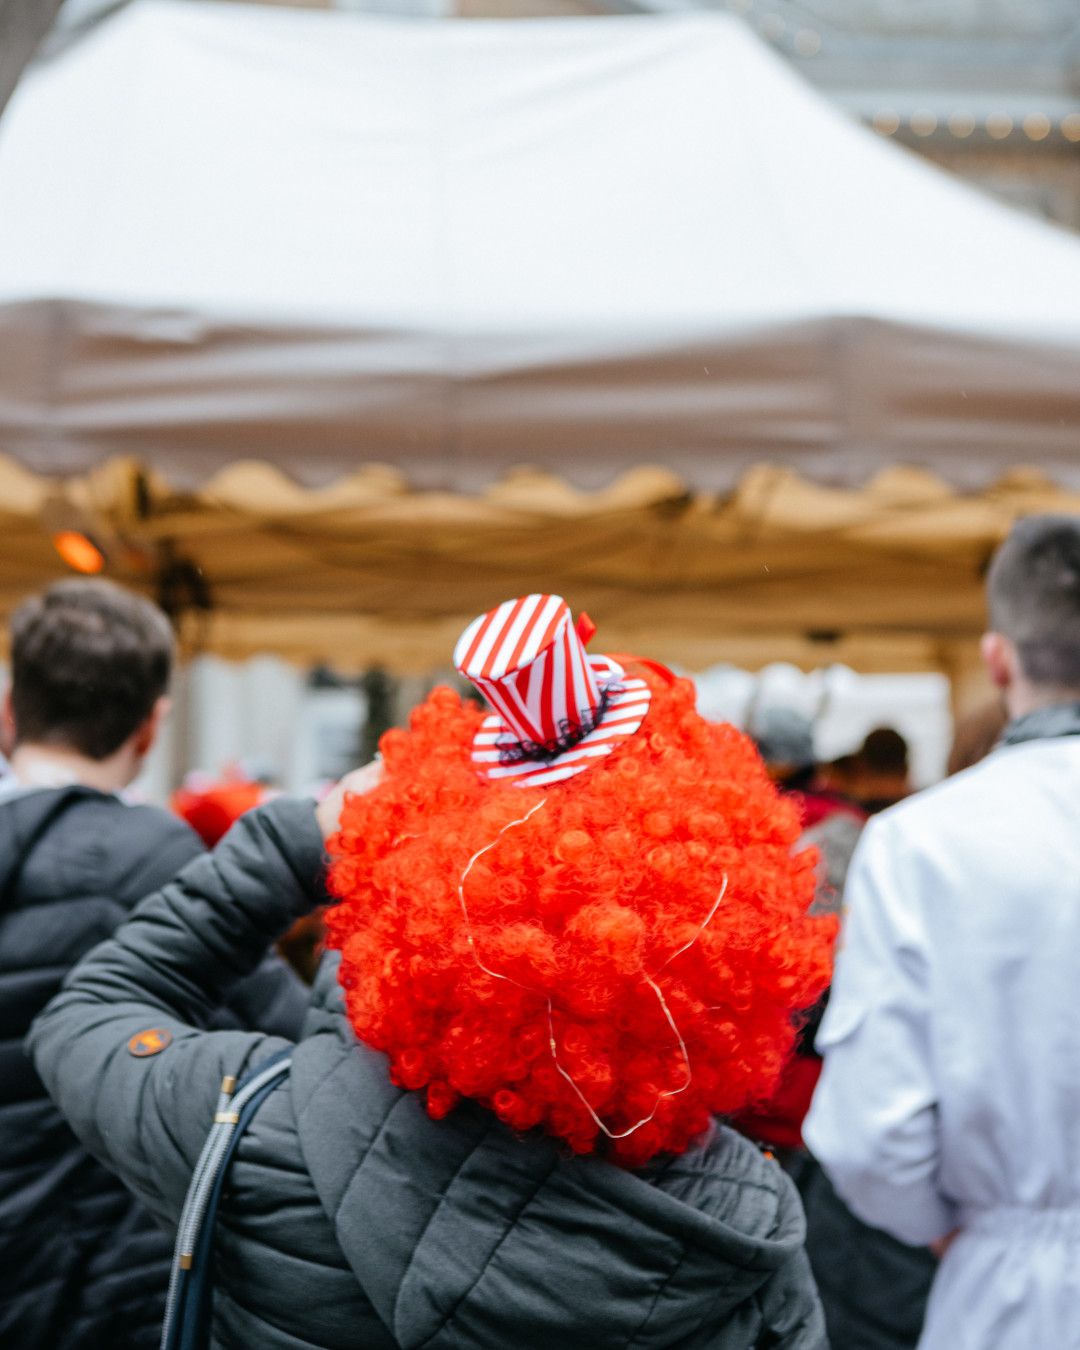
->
[295,958,819,1350]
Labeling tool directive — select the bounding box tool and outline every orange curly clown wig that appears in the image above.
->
[325,664,835,1167]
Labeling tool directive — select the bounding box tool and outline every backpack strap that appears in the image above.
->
[160,1048,293,1350]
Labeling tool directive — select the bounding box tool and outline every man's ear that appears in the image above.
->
[1,688,15,757]
[980,632,1015,692]
[131,695,171,759]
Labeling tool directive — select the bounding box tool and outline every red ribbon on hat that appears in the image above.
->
[575,612,597,647]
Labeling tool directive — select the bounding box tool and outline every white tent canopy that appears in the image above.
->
[1,0,1079,491]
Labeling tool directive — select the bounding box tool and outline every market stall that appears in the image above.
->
[1,1,1078,669]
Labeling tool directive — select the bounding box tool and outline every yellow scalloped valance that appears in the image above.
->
[2,455,1076,673]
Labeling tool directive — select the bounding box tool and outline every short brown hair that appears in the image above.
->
[987,515,1080,690]
[10,579,174,760]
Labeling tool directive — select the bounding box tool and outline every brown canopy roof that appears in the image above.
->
[3,453,1075,674]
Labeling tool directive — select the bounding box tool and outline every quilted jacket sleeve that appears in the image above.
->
[117,806,310,1042]
[27,796,327,1229]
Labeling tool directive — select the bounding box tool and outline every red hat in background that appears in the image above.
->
[172,774,270,847]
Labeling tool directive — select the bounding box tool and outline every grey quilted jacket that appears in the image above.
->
[30,797,828,1350]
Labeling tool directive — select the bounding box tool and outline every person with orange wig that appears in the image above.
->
[329,597,835,1168]
[31,595,835,1349]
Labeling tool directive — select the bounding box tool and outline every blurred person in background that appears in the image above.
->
[817,752,858,796]
[849,727,912,814]
[806,515,1080,1350]
[171,765,274,848]
[751,706,867,915]
[0,579,306,1350]
[736,707,866,1158]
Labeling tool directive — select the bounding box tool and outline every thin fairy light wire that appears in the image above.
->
[655,874,729,972]
[457,799,548,985]
[545,976,691,1141]
[456,800,729,1140]
[548,876,729,1140]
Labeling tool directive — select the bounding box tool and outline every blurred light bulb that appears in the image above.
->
[53,530,106,575]
[1023,113,1051,142]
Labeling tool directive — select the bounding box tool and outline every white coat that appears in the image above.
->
[804,734,1080,1350]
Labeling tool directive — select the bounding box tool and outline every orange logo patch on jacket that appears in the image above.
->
[127,1028,173,1057]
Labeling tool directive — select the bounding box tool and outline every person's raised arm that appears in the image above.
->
[27,794,332,1227]
[117,806,310,1040]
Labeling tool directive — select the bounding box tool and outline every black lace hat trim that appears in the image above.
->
[497,685,619,765]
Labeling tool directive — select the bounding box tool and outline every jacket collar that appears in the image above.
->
[1000,701,1080,749]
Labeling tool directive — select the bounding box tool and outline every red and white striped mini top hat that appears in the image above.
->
[454,594,652,788]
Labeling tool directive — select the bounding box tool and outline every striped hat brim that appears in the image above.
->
[470,655,651,788]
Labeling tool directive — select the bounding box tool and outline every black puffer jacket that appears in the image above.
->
[1,786,307,1349]
[31,798,828,1350]
[794,1157,933,1350]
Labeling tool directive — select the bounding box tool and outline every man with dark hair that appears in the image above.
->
[805,514,1080,1350]
[0,578,306,1349]
[9,577,174,762]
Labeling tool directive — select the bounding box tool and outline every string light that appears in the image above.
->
[947,111,976,139]
[456,799,548,988]
[547,976,691,1141]
[793,28,822,57]
[874,105,1071,144]
[52,530,105,575]
[1023,113,1051,142]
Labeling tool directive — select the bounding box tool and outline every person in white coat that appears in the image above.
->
[804,513,1080,1350]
